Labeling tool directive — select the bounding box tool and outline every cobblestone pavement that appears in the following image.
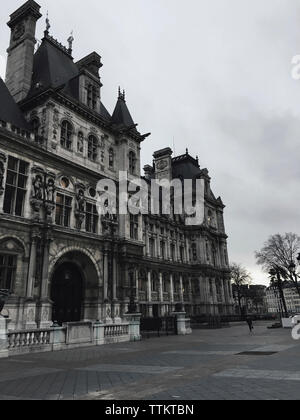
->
[0,322,300,400]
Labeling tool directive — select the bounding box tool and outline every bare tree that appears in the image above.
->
[255,233,300,297]
[230,263,252,315]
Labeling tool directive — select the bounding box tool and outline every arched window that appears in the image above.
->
[88,135,98,162]
[60,120,73,150]
[77,132,84,154]
[129,151,136,175]
[109,148,114,168]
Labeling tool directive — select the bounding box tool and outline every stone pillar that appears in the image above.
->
[0,317,9,358]
[170,273,174,304]
[159,272,163,303]
[24,231,39,329]
[103,249,109,302]
[147,270,152,303]
[38,234,52,329]
[179,275,184,303]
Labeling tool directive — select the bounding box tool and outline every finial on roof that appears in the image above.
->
[186,148,189,155]
[67,31,74,53]
[45,11,50,35]
[118,86,126,101]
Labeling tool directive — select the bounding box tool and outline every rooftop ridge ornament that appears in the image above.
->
[45,10,50,35]
[118,86,126,101]
[67,30,74,54]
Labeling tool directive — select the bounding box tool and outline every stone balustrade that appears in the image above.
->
[2,317,140,358]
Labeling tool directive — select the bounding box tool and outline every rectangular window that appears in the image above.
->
[3,157,29,216]
[55,194,72,227]
[0,254,16,290]
[149,238,155,257]
[85,203,98,233]
[130,215,139,240]
[171,244,175,261]
[160,241,165,259]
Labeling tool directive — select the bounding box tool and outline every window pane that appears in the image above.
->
[6,171,17,186]
[18,174,27,189]
[8,157,18,171]
[3,185,15,215]
[19,161,28,175]
[15,189,25,216]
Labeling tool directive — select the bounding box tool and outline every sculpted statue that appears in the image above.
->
[76,190,85,213]
[32,174,43,200]
[46,178,55,202]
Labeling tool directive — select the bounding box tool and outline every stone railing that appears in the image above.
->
[104,324,129,337]
[174,293,181,302]
[1,316,141,358]
[151,292,159,302]
[163,292,170,301]
[8,329,51,351]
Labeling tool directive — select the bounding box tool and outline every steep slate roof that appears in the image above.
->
[111,94,135,127]
[172,152,201,179]
[28,36,112,122]
[0,78,29,129]
[28,36,79,97]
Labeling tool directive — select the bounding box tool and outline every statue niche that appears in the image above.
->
[75,189,85,230]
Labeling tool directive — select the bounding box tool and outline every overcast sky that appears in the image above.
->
[1,0,300,285]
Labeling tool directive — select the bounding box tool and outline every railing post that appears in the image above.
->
[0,317,10,358]
[123,313,141,342]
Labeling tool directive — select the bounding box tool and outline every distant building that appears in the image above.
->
[266,284,300,314]
[232,284,268,315]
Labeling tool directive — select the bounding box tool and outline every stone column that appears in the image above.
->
[170,273,174,303]
[0,317,9,358]
[38,233,53,329]
[24,232,38,329]
[103,249,109,302]
[159,272,163,303]
[147,270,152,302]
[179,275,184,304]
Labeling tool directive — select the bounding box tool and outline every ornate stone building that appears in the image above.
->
[0,1,234,330]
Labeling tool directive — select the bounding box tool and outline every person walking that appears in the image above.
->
[246,317,254,334]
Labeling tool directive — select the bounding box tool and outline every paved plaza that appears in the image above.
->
[0,322,300,400]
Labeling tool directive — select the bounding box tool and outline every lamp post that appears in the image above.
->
[269,267,288,318]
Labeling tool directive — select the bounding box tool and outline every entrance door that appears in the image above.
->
[51,262,83,325]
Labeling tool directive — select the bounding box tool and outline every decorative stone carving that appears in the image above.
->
[32,174,43,200]
[75,188,85,230]
[0,153,7,196]
[156,159,168,171]
[45,178,56,203]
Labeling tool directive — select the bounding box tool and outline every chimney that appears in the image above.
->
[153,147,173,181]
[5,0,42,102]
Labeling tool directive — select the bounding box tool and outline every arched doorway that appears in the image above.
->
[51,262,84,325]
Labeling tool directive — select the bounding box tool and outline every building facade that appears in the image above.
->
[0,1,234,331]
[266,285,300,315]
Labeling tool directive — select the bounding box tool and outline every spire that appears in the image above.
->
[112,88,136,127]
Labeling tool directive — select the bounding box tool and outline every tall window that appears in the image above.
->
[31,117,40,137]
[87,84,97,110]
[192,243,197,261]
[149,238,155,257]
[180,246,184,262]
[129,151,136,175]
[171,244,175,261]
[3,157,29,216]
[160,241,165,259]
[109,148,114,169]
[88,135,98,162]
[0,254,16,290]
[60,121,73,150]
[130,215,139,240]
[85,203,98,233]
[55,194,72,227]
[77,132,84,154]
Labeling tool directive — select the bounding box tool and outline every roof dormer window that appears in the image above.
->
[87,84,97,110]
